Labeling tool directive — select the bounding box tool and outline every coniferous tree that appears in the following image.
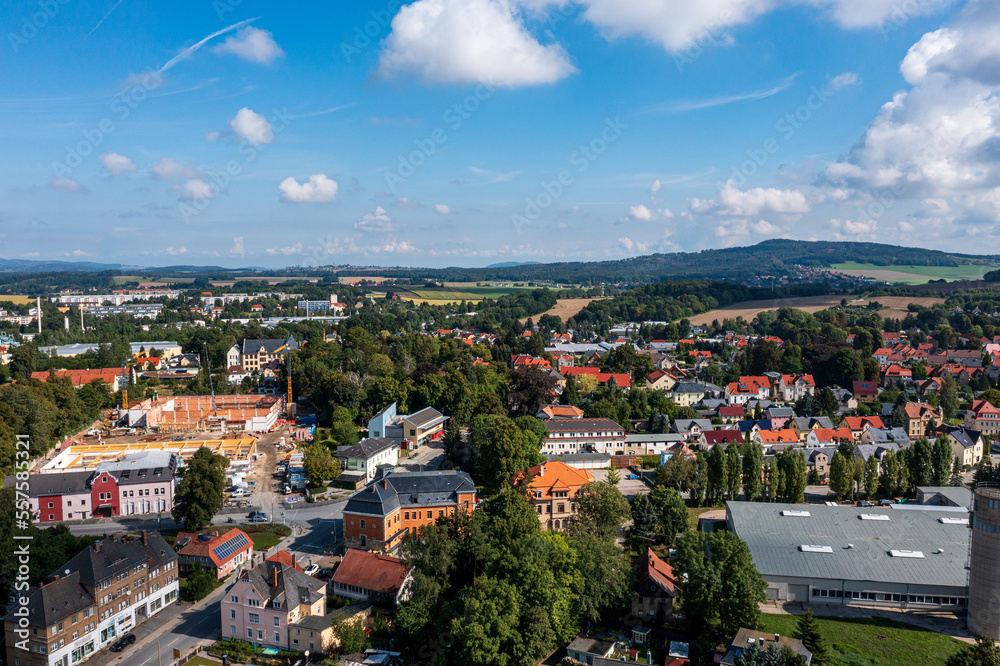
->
[795,610,829,666]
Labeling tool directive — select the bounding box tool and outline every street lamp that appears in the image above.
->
[143,629,162,666]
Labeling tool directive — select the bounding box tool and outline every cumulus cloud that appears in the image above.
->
[690,180,810,216]
[50,177,85,193]
[150,157,203,179]
[823,0,1000,221]
[434,203,452,214]
[828,216,878,237]
[229,108,274,145]
[230,236,245,256]
[178,179,216,201]
[396,197,421,208]
[164,247,188,255]
[377,0,577,87]
[278,174,338,203]
[827,71,859,92]
[629,204,653,221]
[99,152,137,176]
[355,206,396,232]
[213,26,285,64]
[649,179,662,197]
[618,204,674,224]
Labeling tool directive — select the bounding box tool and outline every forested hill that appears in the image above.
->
[332,240,998,285]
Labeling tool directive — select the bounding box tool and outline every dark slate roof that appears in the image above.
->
[792,416,834,430]
[344,470,476,518]
[3,572,94,628]
[806,447,837,464]
[241,560,325,608]
[403,406,447,429]
[336,437,398,460]
[241,336,298,355]
[28,472,93,497]
[941,426,982,450]
[60,533,176,586]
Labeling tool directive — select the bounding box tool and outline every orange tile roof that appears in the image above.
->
[843,416,884,431]
[266,550,303,571]
[513,460,594,500]
[539,405,585,419]
[331,549,409,596]
[757,429,799,444]
[30,368,124,387]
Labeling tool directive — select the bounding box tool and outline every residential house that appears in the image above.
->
[561,366,633,390]
[881,364,912,385]
[289,602,371,654]
[541,418,627,456]
[790,416,835,442]
[903,402,943,438]
[220,556,326,649]
[342,470,477,553]
[701,430,745,449]
[717,405,746,423]
[367,402,448,451]
[646,369,678,391]
[852,380,879,403]
[3,533,179,666]
[673,419,715,439]
[858,427,912,450]
[873,348,893,365]
[567,638,616,665]
[670,382,709,407]
[511,354,551,369]
[918,377,944,397]
[330,549,412,605]
[726,377,771,405]
[226,336,299,374]
[805,427,854,447]
[632,549,678,623]
[335,438,400,485]
[806,447,837,481]
[174,529,253,579]
[842,416,885,439]
[965,400,1000,436]
[777,374,816,402]
[624,433,686,456]
[832,388,858,411]
[721,629,812,666]
[512,460,594,531]
[937,426,984,467]
[764,407,795,429]
[753,429,799,448]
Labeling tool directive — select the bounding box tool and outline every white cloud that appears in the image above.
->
[824,0,1000,215]
[469,166,520,182]
[828,216,878,237]
[230,236,245,256]
[377,0,577,87]
[434,203,452,214]
[229,108,274,145]
[629,204,653,221]
[355,206,396,232]
[150,157,203,179]
[827,71,859,92]
[619,204,674,223]
[99,152,137,176]
[265,242,304,256]
[690,180,810,216]
[65,249,89,257]
[649,179,661,197]
[206,131,222,142]
[396,197,421,208]
[50,177,85,193]
[750,219,784,235]
[178,179,216,201]
[164,247,188,255]
[617,236,650,253]
[213,26,285,64]
[278,174,338,203]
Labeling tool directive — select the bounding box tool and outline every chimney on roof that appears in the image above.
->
[380,479,387,489]
[272,565,278,588]
[93,541,101,552]
[539,464,545,477]
[141,531,148,545]
[53,574,59,581]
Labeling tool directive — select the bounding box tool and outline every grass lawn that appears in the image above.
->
[182,657,221,666]
[758,613,964,666]
[407,286,531,301]
[241,524,291,550]
[686,506,720,530]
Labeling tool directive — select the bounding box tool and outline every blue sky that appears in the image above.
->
[2,0,997,268]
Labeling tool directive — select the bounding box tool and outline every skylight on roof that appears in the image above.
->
[799,545,833,553]
[860,514,890,521]
[889,550,925,558]
[781,510,811,517]
[939,517,968,525]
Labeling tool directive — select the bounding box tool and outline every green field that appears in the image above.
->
[406,286,531,301]
[832,261,994,284]
[758,613,964,666]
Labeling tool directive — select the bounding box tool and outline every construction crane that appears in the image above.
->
[286,346,293,417]
[204,342,217,413]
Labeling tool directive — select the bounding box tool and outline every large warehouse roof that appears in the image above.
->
[727,502,970,588]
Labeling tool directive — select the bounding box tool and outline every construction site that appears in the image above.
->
[38,437,258,473]
[125,394,286,433]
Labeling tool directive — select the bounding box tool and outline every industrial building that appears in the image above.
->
[968,486,1000,638]
[727,499,971,610]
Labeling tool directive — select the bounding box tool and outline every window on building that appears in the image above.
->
[360,519,366,529]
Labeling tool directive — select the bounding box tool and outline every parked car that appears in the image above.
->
[880,499,894,506]
[858,500,874,507]
[247,511,268,522]
[628,474,639,480]
[317,567,332,579]
[109,634,136,652]
[303,564,320,576]
[231,488,251,498]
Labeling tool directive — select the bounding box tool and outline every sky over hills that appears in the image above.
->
[2,0,998,267]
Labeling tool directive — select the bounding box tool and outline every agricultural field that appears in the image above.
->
[401,285,534,303]
[758,613,964,666]
[520,297,608,323]
[832,261,995,284]
[687,295,945,326]
[0,295,34,305]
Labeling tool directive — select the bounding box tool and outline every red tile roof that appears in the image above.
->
[266,550,302,572]
[331,549,409,596]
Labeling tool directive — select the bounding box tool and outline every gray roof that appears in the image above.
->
[545,453,611,463]
[917,486,973,509]
[673,382,708,394]
[861,427,911,447]
[940,426,982,451]
[402,406,448,429]
[766,407,796,418]
[241,560,325,608]
[97,450,176,472]
[805,447,836,464]
[344,470,476,518]
[3,572,94,628]
[241,336,298,355]
[727,501,970,589]
[336,437,398,461]
[625,433,685,443]
[28,471,93,497]
[61,533,176,586]
[792,416,834,430]
[674,419,713,432]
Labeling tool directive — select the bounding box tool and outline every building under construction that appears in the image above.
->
[126,394,285,433]
[39,437,257,473]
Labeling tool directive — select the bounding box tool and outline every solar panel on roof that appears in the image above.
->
[212,533,250,560]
